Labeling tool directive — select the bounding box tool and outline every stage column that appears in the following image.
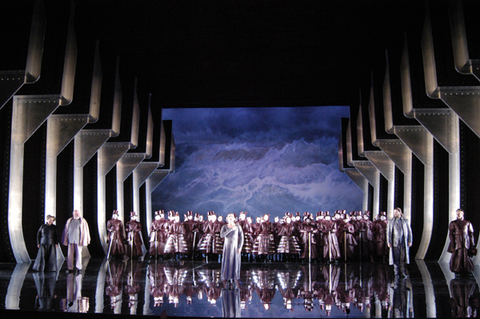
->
[419,9,462,263]
[8,3,76,263]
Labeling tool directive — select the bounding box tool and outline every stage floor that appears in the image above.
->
[0,257,477,318]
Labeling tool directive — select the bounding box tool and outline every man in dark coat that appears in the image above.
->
[33,215,58,272]
[448,208,475,276]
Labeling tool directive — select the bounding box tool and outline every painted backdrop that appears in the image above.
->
[153,106,362,219]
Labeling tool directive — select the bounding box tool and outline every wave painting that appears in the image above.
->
[153,106,362,219]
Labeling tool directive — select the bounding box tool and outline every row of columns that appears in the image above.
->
[339,0,479,263]
[0,0,175,263]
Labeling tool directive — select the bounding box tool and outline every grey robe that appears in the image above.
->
[220,224,244,281]
[386,216,413,265]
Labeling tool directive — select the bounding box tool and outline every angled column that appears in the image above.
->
[351,110,380,215]
[339,120,369,212]
[132,106,155,214]
[381,57,414,221]
[116,153,143,218]
[74,130,111,213]
[98,142,130,253]
[353,162,380,215]
[96,58,124,254]
[367,85,397,220]
[393,35,436,260]
[449,0,480,81]
[9,97,61,262]
[145,170,170,237]
[45,115,88,219]
[355,102,382,217]
[0,0,45,109]
[7,2,77,263]
[421,9,462,263]
[73,40,106,214]
[115,78,141,221]
[394,126,434,260]
[346,108,380,214]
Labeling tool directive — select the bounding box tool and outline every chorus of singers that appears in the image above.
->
[107,209,389,263]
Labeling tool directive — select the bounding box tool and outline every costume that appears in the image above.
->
[372,212,388,261]
[252,215,276,257]
[149,211,168,258]
[339,218,357,261]
[164,213,189,255]
[448,218,475,274]
[33,221,58,272]
[220,223,244,281]
[61,212,91,271]
[240,217,254,255]
[357,213,373,261]
[319,216,341,261]
[125,212,145,259]
[106,211,126,258]
[198,212,223,255]
[386,214,412,277]
[299,219,318,260]
[183,211,196,255]
[277,218,301,256]
[315,212,326,260]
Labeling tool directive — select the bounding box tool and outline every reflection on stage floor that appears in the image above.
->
[0,257,479,318]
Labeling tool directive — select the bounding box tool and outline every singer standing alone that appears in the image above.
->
[220,213,244,288]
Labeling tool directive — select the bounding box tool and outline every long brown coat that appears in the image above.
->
[107,218,126,256]
[448,219,475,273]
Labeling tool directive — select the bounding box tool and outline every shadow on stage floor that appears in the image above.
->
[0,257,479,318]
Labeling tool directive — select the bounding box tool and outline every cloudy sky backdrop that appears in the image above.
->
[153,106,362,219]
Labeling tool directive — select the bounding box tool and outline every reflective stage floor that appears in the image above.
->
[0,257,478,318]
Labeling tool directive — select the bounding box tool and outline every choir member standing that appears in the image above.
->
[239,213,254,261]
[164,212,189,259]
[372,211,388,262]
[183,211,196,257]
[214,215,226,261]
[198,211,222,261]
[277,215,301,262]
[125,211,145,259]
[299,215,319,262]
[448,208,476,276]
[192,213,204,259]
[106,210,126,259]
[315,212,326,261]
[149,210,168,259]
[339,213,358,261]
[320,212,341,262]
[358,211,374,262]
[252,214,276,262]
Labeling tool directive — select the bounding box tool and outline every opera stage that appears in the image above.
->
[0,258,476,318]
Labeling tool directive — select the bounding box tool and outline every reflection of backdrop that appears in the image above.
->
[153,107,362,219]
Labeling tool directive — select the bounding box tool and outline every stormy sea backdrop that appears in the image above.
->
[152,106,362,219]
